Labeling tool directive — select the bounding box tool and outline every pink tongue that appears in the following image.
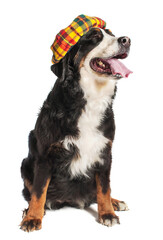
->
[107,58,133,78]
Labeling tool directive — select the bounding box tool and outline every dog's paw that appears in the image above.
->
[20,217,42,232]
[112,200,129,211]
[118,201,129,211]
[99,213,120,227]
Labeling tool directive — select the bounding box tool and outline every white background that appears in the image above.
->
[1,0,163,239]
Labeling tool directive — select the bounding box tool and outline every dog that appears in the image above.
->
[20,16,132,232]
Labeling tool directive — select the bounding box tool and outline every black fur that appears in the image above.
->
[21,28,116,209]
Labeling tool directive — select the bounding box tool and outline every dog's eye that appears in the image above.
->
[93,33,102,39]
[86,29,103,40]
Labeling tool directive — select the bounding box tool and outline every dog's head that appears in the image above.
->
[51,28,132,82]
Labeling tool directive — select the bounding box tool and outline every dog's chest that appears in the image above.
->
[63,96,111,178]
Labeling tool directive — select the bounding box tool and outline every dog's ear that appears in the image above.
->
[51,59,63,78]
[51,53,74,81]
[51,55,70,81]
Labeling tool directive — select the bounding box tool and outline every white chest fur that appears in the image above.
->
[63,97,109,177]
[63,67,117,178]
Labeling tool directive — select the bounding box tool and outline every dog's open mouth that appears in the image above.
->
[90,53,132,78]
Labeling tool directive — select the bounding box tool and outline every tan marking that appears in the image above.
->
[109,141,113,148]
[96,174,115,217]
[94,79,108,91]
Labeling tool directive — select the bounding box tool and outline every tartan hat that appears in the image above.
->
[51,14,107,64]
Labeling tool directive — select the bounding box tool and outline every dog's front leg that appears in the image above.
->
[20,160,51,232]
[96,171,120,227]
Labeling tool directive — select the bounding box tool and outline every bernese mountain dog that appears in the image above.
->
[20,27,132,232]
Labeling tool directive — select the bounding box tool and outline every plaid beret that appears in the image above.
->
[51,14,107,64]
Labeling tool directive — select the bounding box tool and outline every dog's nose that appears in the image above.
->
[118,36,131,48]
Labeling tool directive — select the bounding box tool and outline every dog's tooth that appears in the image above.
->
[98,60,105,68]
[98,60,103,66]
